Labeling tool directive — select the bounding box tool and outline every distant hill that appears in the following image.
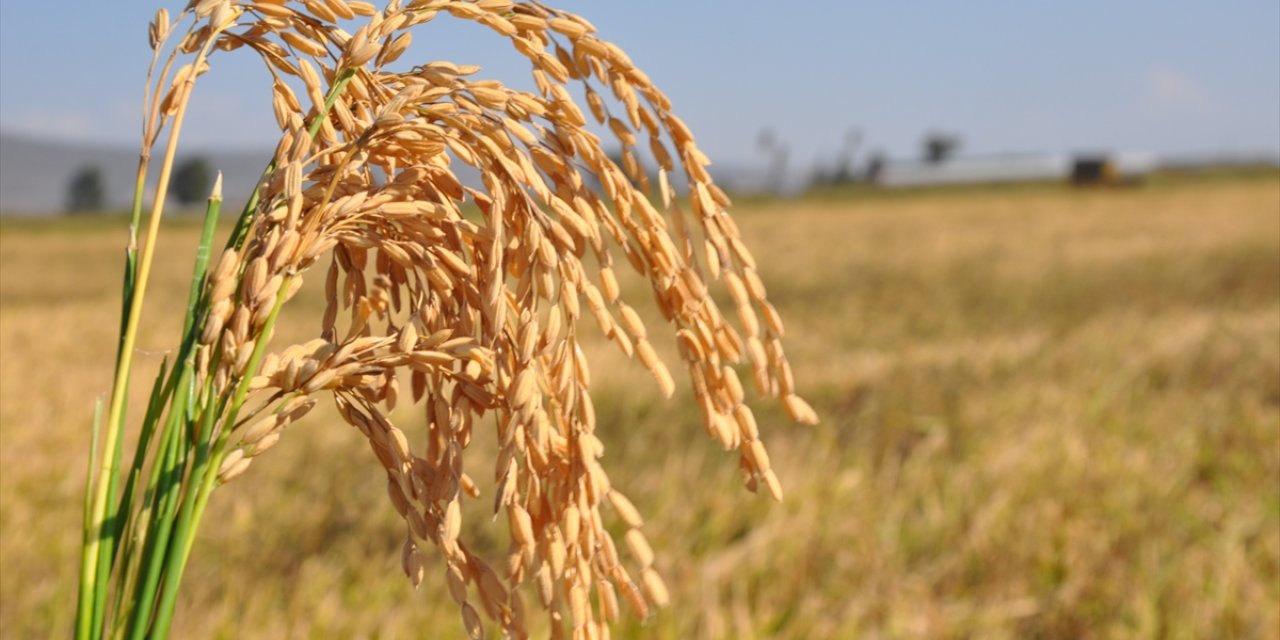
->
[0,132,270,215]
[0,131,509,216]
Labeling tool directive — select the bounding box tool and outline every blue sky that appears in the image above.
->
[2,1,1277,169]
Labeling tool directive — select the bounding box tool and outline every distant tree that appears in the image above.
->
[66,166,106,214]
[811,128,866,187]
[832,128,862,183]
[922,132,961,164]
[808,163,835,188]
[172,156,213,205]
[757,128,789,193]
[863,151,887,184]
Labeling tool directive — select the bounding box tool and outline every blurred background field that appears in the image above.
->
[2,171,1277,638]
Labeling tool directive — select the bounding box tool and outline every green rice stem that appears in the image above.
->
[148,274,293,640]
[74,398,105,640]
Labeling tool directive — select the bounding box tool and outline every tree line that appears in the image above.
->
[65,157,212,214]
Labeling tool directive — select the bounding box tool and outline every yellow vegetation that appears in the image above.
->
[2,174,1277,637]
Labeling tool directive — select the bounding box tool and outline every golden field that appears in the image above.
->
[2,173,1277,638]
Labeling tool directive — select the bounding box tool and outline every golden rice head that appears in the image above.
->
[154,1,818,636]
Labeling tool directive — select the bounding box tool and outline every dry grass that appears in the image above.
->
[3,173,1278,637]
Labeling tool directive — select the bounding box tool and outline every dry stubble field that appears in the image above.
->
[1,173,1278,638]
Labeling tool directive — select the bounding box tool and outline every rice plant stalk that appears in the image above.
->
[77,2,817,638]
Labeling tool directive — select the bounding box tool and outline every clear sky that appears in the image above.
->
[2,1,1277,170]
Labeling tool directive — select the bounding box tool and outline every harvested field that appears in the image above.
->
[2,173,1277,638]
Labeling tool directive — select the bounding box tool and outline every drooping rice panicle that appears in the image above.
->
[78,2,815,638]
